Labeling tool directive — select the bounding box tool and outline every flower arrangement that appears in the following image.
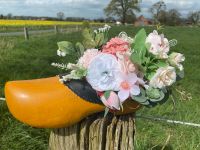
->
[53,25,185,114]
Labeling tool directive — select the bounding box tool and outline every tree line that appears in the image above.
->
[0,0,199,25]
[104,0,200,25]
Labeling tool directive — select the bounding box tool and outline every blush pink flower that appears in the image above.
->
[118,73,141,102]
[146,30,169,59]
[102,37,129,55]
[117,53,137,74]
[78,49,99,68]
[100,91,120,110]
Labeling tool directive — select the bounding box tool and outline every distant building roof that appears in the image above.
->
[134,15,152,26]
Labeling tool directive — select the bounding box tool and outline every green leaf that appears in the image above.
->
[82,28,96,49]
[131,88,148,104]
[146,87,160,99]
[75,42,85,56]
[146,71,156,81]
[130,52,142,65]
[57,41,75,55]
[141,100,150,105]
[131,28,147,65]
[145,43,151,51]
[146,87,165,102]
[104,107,109,118]
[156,61,168,68]
[104,91,111,99]
[149,90,165,102]
[148,64,158,70]
[95,33,104,47]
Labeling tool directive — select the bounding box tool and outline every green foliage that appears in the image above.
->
[146,87,161,99]
[57,41,75,55]
[82,28,108,49]
[131,28,147,65]
[94,32,105,47]
[72,68,87,79]
[155,60,168,68]
[146,87,165,103]
[75,42,85,57]
[82,28,96,49]
[132,88,149,105]
[82,21,90,29]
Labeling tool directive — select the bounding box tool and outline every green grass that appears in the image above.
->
[0,26,200,149]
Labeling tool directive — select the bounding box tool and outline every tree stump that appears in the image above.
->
[49,113,135,150]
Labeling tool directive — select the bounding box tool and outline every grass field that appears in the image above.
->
[0,26,200,150]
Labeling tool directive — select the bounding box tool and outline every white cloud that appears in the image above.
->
[0,0,199,18]
[25,0,100,5]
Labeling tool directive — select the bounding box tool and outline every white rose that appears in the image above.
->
[86,53,122,91]
[150,66,176,89]
[169,52,185,71]
[146,30,169,59]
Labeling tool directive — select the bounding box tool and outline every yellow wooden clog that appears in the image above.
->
[5,76,140,128]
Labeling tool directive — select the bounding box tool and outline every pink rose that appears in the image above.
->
[102,37,129,55]
[78,49,99,68]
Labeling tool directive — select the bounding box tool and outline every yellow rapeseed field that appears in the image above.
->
[0,19,102,26]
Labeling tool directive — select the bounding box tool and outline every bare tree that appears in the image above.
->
[150,0,166,24]
[188,11,200,25]
[157,10,167,24]
[57,12,65,20]
[167,9,181,26]
[104,0,140,24]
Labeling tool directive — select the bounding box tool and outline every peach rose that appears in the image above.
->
[102,37,129,55]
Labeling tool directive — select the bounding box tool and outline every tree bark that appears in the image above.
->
[49,113,135,150]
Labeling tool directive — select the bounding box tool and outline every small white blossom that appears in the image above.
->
[51,62,68,70]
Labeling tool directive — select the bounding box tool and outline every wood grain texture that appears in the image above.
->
[49,113,135,150]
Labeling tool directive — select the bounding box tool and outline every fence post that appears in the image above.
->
[24,27,29,40]
[54,25,58,34]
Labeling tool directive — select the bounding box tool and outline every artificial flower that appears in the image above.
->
[78,49,99,68]
[118,32,134,44]
[118,73,141,102]
[149,66,176,89]
[102,37,129,55]
[117,53,137,74]
[146,30,169,59]
[100,91,120,110]
[86,53,122,91]
[168,52,185,71]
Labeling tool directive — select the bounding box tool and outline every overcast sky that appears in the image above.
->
[0,0,199,19]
